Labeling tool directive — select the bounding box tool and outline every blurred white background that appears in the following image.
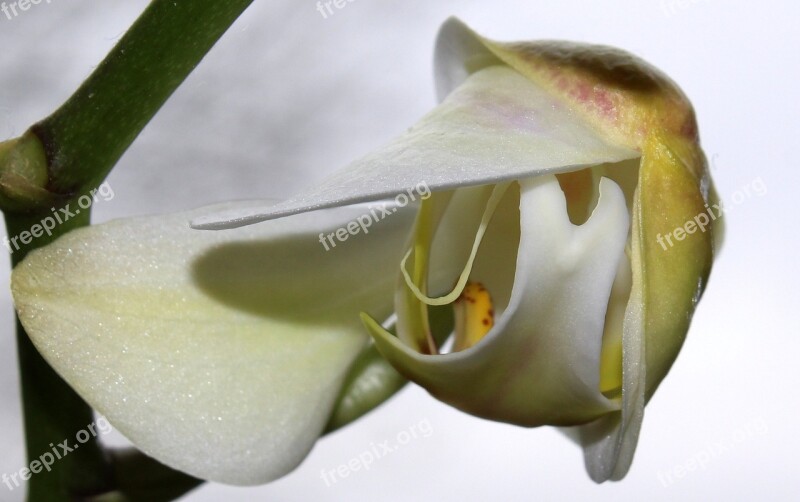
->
[0,1,798,501]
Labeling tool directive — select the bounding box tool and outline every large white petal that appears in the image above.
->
[364,174,630,426]
[11,200,415,485]
[192,65,638,230]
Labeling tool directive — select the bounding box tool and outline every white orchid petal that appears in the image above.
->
[12,201,415,485]
[192,66,638,230]
[434,17,504,102]
[365,174,631,426]
[579,186,646,482]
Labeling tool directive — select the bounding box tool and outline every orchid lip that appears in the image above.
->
[363,172,631,432]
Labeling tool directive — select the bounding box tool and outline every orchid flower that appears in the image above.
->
[11,17,717,487]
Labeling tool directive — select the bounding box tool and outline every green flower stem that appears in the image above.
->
[88,449,202,502]
[326,305,454,432]
[2,1,254,500]
[6,208,115,501]
[325,343,409,433]
[31,0,255,196]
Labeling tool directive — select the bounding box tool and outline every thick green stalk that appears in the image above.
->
[326,305,454,432]
[5,208,115,502]
[31,0,255,196]
[90,449,202,502]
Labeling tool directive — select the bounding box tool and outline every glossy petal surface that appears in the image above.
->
[12,201,415,485]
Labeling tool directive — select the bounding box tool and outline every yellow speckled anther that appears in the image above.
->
[453,283,494,352]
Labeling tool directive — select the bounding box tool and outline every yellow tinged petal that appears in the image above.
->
[434,18,718,481]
